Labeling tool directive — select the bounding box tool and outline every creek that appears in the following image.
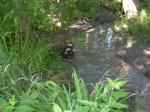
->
[68,24,121,84]
[67,24,150,112]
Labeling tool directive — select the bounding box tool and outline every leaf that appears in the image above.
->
[16,105,34,112]
[107,78,127,89]
[106,78,114,86]
[64,110,72,112]
[114,80,127,89]
[0,98,8,109]
[80,79,88,100]
[82,106,90,112]
[103,86,109,95]
[100,106,109,112]
[112,91,129,100]
[20,92,39,105]
[9,95,16,106]
[3,64,11,74]
[110,101,128,109]
[3,11,12,23]
[72,69,81,100]
[53,103,62,112]
[77,99,97,106]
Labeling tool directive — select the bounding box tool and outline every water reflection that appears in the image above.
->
[106,27,113,47]
[70,25,117,84]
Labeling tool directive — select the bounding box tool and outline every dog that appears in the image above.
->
[64,42,75,58]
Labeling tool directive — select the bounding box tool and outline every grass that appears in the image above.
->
[0,33,71,97]
[0,70,131,112]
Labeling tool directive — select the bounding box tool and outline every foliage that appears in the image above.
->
[0,0,71,97]
[0,0,137,112]
[0,38,70,96]
[0,0,123,35]
[0,70,131,112]
[113,3,150,44]
[128,3,150,43]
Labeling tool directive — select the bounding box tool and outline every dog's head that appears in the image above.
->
[64,42,75,58]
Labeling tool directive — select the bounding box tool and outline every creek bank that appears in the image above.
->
[115,44,150,76]
[115,44,150,112]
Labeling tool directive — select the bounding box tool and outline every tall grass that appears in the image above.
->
[0,35,71,97]
[0,70,131,112]
[0,0,71,98]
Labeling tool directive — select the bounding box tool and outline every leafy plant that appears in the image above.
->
[0,70,131,112]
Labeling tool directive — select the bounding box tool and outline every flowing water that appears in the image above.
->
[68,24,150,112]
[68,25,121,84]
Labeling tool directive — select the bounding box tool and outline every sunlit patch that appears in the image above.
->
[86,28,96,33]
[99,27,105,33]
[40,8,45,13]
[122,23,128,29]
[133,56,150,74]
[114,25,120,31]
[126,40,134,48]
[69,24,82,29]
[140,9,147,22]
[47,14,51,19]
[143,49,150,56]
[56,22,61,27]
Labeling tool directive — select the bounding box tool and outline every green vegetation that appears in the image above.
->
[1,0,150,112]
[129,3,150,43]
[113,2,150,44]
[0,71,131,112]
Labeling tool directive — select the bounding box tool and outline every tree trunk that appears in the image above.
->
[122,0,139,19]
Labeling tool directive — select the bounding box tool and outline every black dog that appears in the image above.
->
[64,42,75,58]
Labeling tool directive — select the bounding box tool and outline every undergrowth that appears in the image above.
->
[0,70,131,112]
[0,0,136,112]
[113,3,150,45]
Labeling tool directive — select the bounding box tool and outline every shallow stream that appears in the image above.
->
[68,24,150,112]
[69,25,120,84]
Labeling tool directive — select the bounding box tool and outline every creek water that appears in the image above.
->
[68,25,120,84]
[68,24,150,112]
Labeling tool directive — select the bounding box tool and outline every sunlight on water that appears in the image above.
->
[106,27,113,47]
[69,25,119,84]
